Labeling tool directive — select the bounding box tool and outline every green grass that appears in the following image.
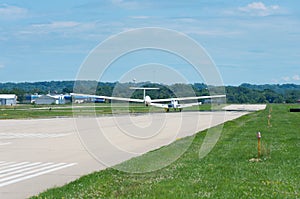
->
[0,105,74,119]
[0,103,216,119]
[30,104,300,198]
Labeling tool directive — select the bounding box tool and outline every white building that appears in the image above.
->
[35,94,65,105]
[0,94,17,105]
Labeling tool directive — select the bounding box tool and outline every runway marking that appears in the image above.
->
[0,142,11,146]
[0,133,72,139]
[0,162,29,170]
[0,161,77,188]
[0,162,16,167]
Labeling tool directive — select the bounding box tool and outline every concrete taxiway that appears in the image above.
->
[0,110,253,198]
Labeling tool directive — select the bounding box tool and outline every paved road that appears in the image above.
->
[0,111,249,198]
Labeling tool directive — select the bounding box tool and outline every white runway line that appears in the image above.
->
[0,162,29,170]
[0,133,72,139]
[0,161,77,188]
[0,142,11,146]
[0,162,16,168]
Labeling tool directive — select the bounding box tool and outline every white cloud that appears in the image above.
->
[18,20,104,40]
[282,76,290,81]
[0,4,27,19]
[176,18,198,23]
[130,16,150,19]
[170,24,241,36]
[32,21,80,29]
[282,75,300,82]
[292,75,300,81]
[184,29,241,36]
[20,21,84,35]
[238,2,280,16]
[0,64,5,69]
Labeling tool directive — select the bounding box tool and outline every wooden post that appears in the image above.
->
[257,132,261,159]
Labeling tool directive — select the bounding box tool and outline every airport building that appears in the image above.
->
[24,94,42,104]
[24,94,72,104]
[72,95,105,103]
[35,94,66,105]
[0,94,17,105]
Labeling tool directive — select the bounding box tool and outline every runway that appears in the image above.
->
[0,111,249,198]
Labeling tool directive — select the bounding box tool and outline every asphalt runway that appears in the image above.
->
[0,111,250,198]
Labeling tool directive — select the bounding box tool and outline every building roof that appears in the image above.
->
[35,94,65,100]
[0,94,16,99]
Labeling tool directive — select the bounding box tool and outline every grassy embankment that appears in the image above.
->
[31,104,299,198]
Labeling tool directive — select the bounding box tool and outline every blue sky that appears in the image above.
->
[0,0,299,85]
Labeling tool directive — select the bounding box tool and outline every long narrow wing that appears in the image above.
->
[70,93,144,103]
[150,95,226,103]
[149,103,169,108]
[177,102,202,108]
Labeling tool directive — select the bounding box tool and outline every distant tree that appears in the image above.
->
[285,91,300,103]
[62,87,73,94]
[0,81,299,104]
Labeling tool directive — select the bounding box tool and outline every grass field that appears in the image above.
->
[30,104,300,198]
[0,103,215,119]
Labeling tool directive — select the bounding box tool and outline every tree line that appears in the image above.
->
[0,81,300,104]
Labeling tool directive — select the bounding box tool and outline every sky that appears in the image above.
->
[0,0,299,85]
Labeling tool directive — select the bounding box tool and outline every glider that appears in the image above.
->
[71,87,225,112]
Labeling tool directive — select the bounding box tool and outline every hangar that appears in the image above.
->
[0,94,17,105]
[35,94,65,105]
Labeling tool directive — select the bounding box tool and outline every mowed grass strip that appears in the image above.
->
[31,104,299,198]
[0,103,214,119]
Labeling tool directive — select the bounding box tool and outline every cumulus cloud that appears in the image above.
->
[0,4,27,19]
[238,2,280,16]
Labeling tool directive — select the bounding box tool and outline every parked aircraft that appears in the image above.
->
[71,87,225,112]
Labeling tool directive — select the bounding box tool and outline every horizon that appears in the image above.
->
[0,1,299,85]
[0,80,300,87]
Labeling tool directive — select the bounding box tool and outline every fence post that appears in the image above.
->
[257,132,261,159]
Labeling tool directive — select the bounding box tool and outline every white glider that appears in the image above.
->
[71,87,225,112]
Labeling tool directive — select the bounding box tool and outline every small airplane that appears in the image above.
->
[71,87,225,112]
